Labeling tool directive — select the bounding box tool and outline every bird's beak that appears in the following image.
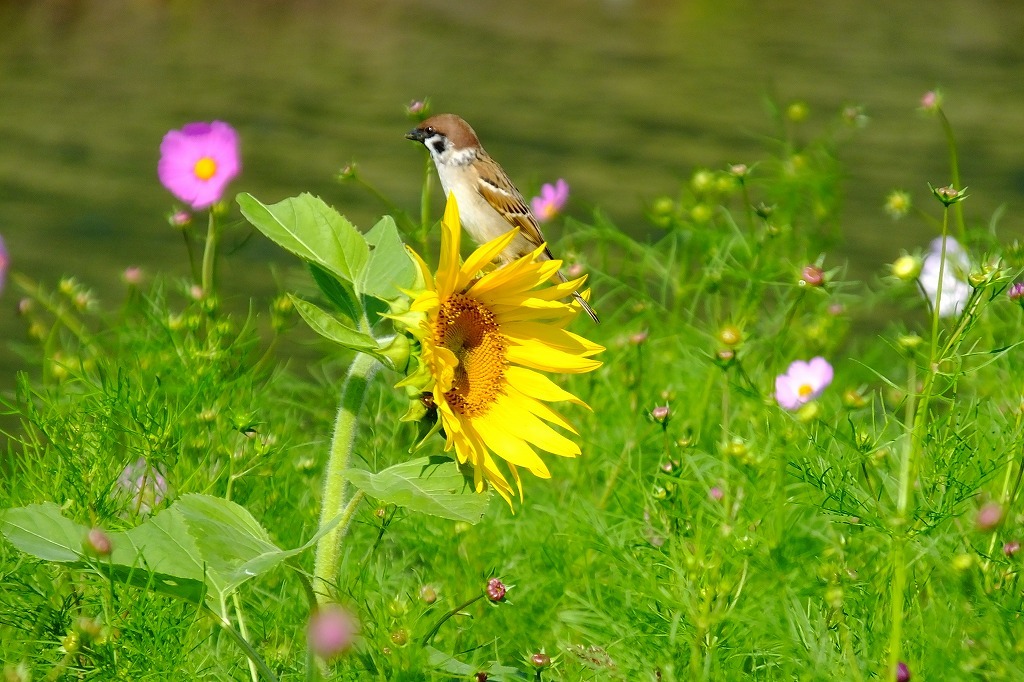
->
[405,128,427,143]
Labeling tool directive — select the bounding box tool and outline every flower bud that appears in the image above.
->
[336,162,358,182]
[1008,282,1024,303]
[530,652,551,668]
[717,325,742,347]
[930,184,967,207]
[920,90,941,112]
[168,210,192,228]
[85,528,112,557]
[379,334,411,372]
[785,101,809,122]
[1003,541,1020,557]
[650,405,670,423]
[896,661,911,682]
[728,163,749,179]
[891,254,922,281]
[419,584,437,604]
[485,577,507,602]
[800,265,825,288]
[690,169,715,193]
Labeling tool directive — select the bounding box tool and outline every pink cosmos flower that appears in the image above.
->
[158,121,240,210]
[775,357,833,410]
[530,178,569,222]
[307,604,357,659]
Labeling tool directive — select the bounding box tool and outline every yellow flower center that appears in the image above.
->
[435,292,507,417]
[193,156,218,181]
[798,383,814,398]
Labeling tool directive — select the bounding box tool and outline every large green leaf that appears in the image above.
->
[308,262,361,323]
[341,457,489,524]
[0,495,323,617]
[359,216,418,300]
[237,193,369,286]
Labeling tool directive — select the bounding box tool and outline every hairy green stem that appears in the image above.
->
[312,351,381,601]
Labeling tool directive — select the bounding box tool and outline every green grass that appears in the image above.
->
[3,100,1024,681]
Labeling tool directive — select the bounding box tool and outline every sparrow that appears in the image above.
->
[406,113,599,323]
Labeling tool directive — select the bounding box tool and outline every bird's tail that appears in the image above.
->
[572,290,600,323]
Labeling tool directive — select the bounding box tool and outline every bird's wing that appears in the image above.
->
[475,157,547,246]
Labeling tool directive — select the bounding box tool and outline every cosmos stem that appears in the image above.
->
[201,209,219,296]
[312,351,381,602]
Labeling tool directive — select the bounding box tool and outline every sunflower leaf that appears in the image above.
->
[358,216,418,301]
[290,295,395,368]
[341,456,489,524]
[308,263,361,323]
[237,192,369,285]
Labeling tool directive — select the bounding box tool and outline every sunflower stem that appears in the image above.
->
[313,351,381,602]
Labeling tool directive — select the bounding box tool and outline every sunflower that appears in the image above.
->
[394,194,603,505]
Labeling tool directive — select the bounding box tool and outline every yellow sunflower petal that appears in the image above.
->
[435,193,462,296]
[507,338,604,373]
[405,245,434,293]
[459,228,521,289]
[468,259,560,300]
[472,410,551,477]
[503,321,605,357]
[489,394,581,457]
[506,462,524,502]
[505,365,587,406]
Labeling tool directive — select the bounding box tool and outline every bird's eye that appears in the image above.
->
[425,127,435,134]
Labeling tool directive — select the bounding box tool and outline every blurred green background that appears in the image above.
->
[2,0,1023,383]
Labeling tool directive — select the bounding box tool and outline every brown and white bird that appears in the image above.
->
[406,113,599,323]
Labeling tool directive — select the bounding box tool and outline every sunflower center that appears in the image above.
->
[193,156,218,181]
[435,293,507,417]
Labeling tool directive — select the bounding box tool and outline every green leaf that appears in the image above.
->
[341,456,489,524]
[0,502,90,562]
[289,295,387,359]
[237,192,369,286]
[0,495,323,617]
[425,646,528,680]
[358,216,418,301]
[308,263,361,323]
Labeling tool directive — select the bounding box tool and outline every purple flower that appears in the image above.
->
[530,178,569,222]
[896,661,911,682]
[0,233,8,295]
[158,121,240,210]
[775,357,833,410]
[919,237,970,318]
